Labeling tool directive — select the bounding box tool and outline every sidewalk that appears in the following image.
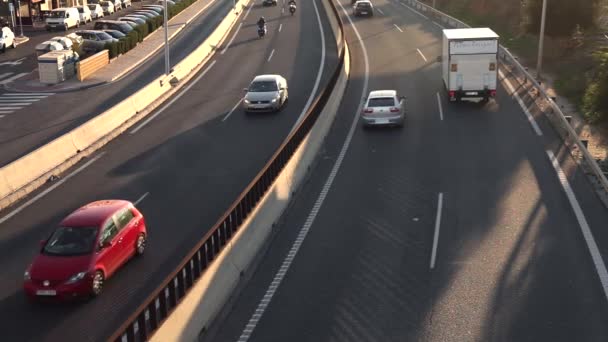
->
[6,0,220,93]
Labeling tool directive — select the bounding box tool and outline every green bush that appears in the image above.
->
[104,41,118,58]
[582,50,608,123]
[134,24,149,42]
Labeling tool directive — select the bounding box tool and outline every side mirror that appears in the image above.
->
[101,240,112,249]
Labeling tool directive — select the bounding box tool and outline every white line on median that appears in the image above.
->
[436,92,443,121]
[0,153,106,225]
[498,69,543,136]
[289,0,326,132]
[416,48,427,62]
[242,2,253,21]
[222,98,243,121]
[267,49,275,62]
[220,22,242,54]
[279,23,282,32]
[546,150,608,303]
[376,8,384,14]
[236,1,370,340]
[404,3,429,19]
[134,192,150,206]
[430,192,443,269]
[282,7,284,14]
[394,24,403,32]
[130,60,217,134]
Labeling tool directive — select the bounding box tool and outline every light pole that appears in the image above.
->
[16,0,24,37]
[536,0,547,80]
[163,0,170,75]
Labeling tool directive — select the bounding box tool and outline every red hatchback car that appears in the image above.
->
[24,200,147,301]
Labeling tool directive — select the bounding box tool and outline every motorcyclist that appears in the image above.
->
[257,16,266,29]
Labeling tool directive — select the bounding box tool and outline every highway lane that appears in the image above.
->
[206,0,608,341]
[0,0,338,340]
[0,0,228,166]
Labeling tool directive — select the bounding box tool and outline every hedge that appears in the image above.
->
[103,0,201,59]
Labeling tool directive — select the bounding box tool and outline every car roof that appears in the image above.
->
[61,200,132,227]
[369,90,396,98]
[253,74,282,82]
[355,0,372,4]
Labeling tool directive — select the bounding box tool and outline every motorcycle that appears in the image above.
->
[289,3,296,15]
[258,24,267,38]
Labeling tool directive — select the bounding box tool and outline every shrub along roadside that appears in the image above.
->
[103,0,199,59]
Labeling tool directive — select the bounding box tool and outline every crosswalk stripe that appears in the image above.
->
[0,110,14,113]
[0,99,40,102]
[2,93,54,96]
[0,107,24,110]
[0,73,28,85]
[0,72,13,81]
[0,103,33,106]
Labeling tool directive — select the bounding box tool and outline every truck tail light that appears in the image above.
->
[489,62,496,71]
[390,107,400,112]
[490,89,496,97]
[450,63,457,72]
[449,91,455,98]
[364,108,373,113]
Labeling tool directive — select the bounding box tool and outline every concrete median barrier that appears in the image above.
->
[150,42,351,342]
[0,0,251,212]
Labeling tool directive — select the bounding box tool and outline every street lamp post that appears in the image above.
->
[163,0,170,75]
[536,0,547,80]
[16,0,24,37]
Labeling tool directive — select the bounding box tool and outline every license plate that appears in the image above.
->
[50,25,56,27]
[361,11,367,14]
[466,92,478,95]
[36,290,56,296]
[375,118,389,124]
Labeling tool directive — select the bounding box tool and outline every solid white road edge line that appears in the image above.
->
[430,192,443,269]
[236,1,369,340]
[267,49,275,62]
[498,69,543,136]
[221,22,243,54]
[436,92,443,121]
[394,24,403,32]
[242,2,253,20]
[134,192,150,206]
[129,60,217,134]
[279,23,282,32]
[222,98,243,121]
[0,153,106,225]
[289,0,326,133]
[546,150,608,303]
[403,2,429,19]
[416,48,427,62]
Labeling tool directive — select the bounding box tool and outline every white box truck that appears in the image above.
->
[442,27,499,102]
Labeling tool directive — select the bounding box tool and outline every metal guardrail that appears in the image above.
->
[108,0,346,341]
[404,0,608,200]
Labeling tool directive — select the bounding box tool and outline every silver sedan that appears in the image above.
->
[361,90,406,127]
[243,75,289,112]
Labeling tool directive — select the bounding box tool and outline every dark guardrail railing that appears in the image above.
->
[109,0,346,340]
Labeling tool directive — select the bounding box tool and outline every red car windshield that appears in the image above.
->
[43,226,98,256]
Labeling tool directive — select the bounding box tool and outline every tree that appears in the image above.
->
[526,0,599,37]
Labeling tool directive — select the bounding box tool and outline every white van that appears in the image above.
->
[45,8,81,31]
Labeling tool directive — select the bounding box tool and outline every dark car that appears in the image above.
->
[75,30,118,53]
[263,0,277,5]
[94,20,133,34]
[353,0,373,16]
[102,29,126,39]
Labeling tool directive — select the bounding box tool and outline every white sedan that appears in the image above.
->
[360,90,406,127]
[0,26,15,53]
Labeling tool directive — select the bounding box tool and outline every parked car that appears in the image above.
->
[124,14,150,22]
[121,0,132,8]
[243,74,289,112]
[0,26,15,52]
[45,7,81,31]
[118,16,146,26]
[35,41,65,56]
[87,3,105,19]
[117,19,137,28]
[94,20,134,34]
[360,90,406,127]
[263,0,277,6]
[75,30,118,53]
[48,36,74,50]
[102,29,126,39]
[141,5,164,13]
[76,6,92,23]
[113,0,123,11]
[100,1,115,15]
[353,0,373,16]
[23,200,148,300]
[134,10,160,18]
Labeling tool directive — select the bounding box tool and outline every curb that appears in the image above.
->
[14,37,30,46]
